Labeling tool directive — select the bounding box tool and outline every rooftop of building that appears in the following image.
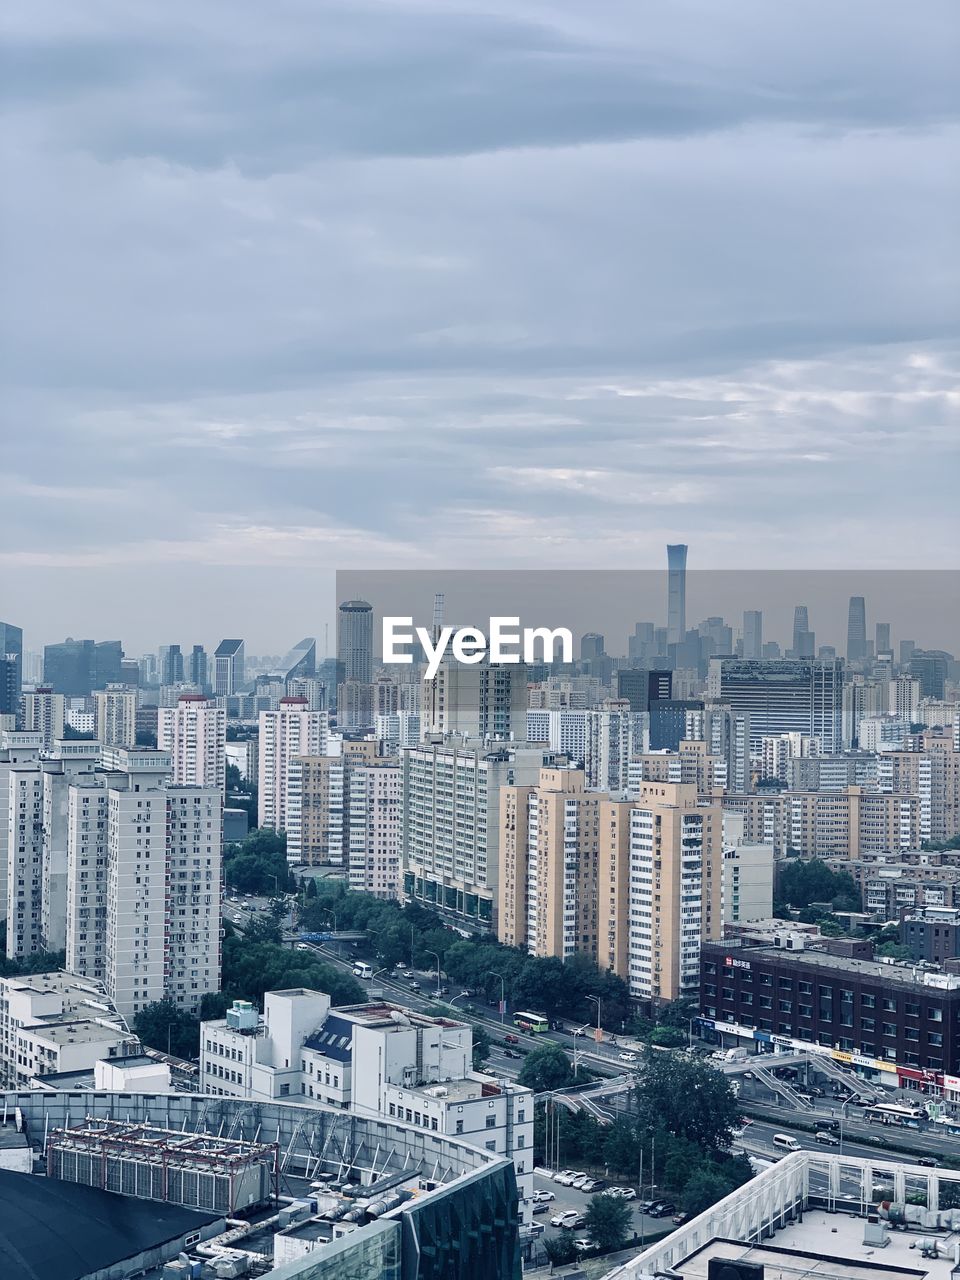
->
[675,1220,943,1280]
[402,1075,507,1104]
[27,1019,132,1047]
[0,1167,221,1280]
[0,1124,29,1151]
[707,937,960,989]
[102,1053,161,1068]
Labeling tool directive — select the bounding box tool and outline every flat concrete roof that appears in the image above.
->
[678,1211,954,1280]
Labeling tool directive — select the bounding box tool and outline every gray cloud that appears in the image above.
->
[0,0,957,651]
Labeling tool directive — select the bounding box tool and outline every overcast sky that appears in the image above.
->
[1,1,958,654]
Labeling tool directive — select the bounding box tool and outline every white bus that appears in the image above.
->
[353,962,374,979]
[864,1102,924,1128]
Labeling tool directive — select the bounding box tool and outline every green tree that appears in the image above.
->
[305,878,318,899]
[543,1232,578,1268]
[133,999,200,1059]
[635,1052,741,1152]
[518,1043,575,1091]
[584,1193,633,1252]
[775,859,861,913]
[603,1118,641,1179]
[682,1169,734,1215]
[224,827,289,894]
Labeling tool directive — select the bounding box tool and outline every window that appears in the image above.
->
[485,1115,496,1129]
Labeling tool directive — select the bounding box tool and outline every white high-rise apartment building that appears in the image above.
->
[158,694,227,793]
[258,699,331,831]
[348,763,401,898]
[21,688,65,750]
[93,687,138,748]
[889,676,921,723]
[0,731,42,927]
[65,749,222,1020]
[401,739,548,932]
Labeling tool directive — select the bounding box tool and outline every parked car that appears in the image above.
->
[815,1131,840,1146]
[532,1203,549,1215]
[637,1199,656,1214]
[574,1239,596,1253]
[551,1211,581,1229]
[532,1190,555,1203]
[649,1202,677,1218]
[570,1174,590,1189]
[553,1170,577,1186]
[579,1179,604,1193]
[619,1052,639,1064]
[617,1187,637,1200]
[673,1212,691,1225]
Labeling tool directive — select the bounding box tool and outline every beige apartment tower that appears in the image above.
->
[604,781,723,1004]
[497,767,601,961]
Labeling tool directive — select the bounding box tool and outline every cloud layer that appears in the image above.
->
[1,0,957,649]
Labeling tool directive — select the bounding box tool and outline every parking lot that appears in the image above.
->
[530,1169,683,1250]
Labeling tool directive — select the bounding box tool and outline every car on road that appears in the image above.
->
[532,1190,555,1203]
[296,943,311,951]
[401,970,414,979]
[815,1131,840,1146]
[410,981,421,991]
[504,1034,519,1045]
[619,1052,639,1064]
[918,1156,939,1167]
[460,990,473,997]
[819,1119,841,1131]
[550,1211,581,1229]
[504,1049,521,1059]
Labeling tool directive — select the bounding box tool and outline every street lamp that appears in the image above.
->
[487,971,506,1024]
[572,1028,584,1079]
[688,1016,697,1050]
[426,949,442,998]
[586,995,602,1044]
[839,1097,853,1156]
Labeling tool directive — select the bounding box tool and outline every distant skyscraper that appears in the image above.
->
[189,644,208,689]
[42,638,122,695]
[580,633,605,661]
[666,544,688,645]
[846,596,867,662]
[875,622,891,655]
[337,601,373,684]
[282,637,316,682]
[0,658,16,719]
[160,643,184,686]
[791,606,815,657]
[742,611,763,660]
[0,623,23,706]
[708,657,843,753]
[214,639,245,696]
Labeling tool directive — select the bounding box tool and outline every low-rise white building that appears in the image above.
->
[200,992,535,1216]
[0,969,138,1089]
